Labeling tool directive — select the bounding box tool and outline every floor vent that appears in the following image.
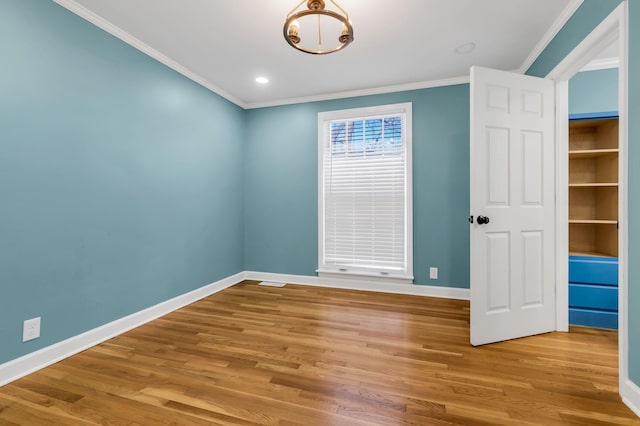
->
[258,281,286,287]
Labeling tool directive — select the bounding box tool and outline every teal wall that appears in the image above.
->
[0,1,245,363]
[527,0,623,77]
[244,86,470,287]
[628,0,640,385]
[527,0,638,387]
[569,68,619,115]
[2,0,637,390]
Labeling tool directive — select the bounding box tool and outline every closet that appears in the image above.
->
[568,115,619,329]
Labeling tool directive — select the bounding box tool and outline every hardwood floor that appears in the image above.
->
[0,280,637,425]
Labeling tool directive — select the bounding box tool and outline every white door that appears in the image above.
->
[470,66,556,346]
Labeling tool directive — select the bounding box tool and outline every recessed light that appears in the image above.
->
[455,42,476,55]
[255,77,269,84]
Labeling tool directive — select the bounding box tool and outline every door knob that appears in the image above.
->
[477,215,490,225]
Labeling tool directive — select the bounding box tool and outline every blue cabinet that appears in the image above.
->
[568,255,618,329]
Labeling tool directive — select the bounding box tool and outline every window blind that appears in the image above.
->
[319,106,411,279]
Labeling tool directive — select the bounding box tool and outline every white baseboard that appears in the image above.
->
[0,270,470,388]
[3,269,635,418]
[0,272,246,387]
[621,378,640,418]
[244,271,470,300]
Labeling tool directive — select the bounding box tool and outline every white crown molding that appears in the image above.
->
[245,76,470,109]
[518,0,584,74]
[53,0,470,110]
[621,379,640,419]
[51,0,586,110]
[52,0,248,109]
[0,272,246,387]
[580,57,620,72]
[244,271,470,300]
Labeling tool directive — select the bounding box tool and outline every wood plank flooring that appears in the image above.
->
[0,280,637,425]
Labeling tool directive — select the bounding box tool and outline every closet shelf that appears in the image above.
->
[569,250,617,258]
[569,219,617,225]
[569,148,618,159]
[569,183,618,187]
[568,116,618,259]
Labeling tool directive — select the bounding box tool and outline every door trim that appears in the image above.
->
[546,1,629,402]
[553,79,569,332]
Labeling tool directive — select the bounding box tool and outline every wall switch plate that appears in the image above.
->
[429,267,438,280]
[23,317,41,342]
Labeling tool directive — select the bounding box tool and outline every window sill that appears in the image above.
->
[317,269,414,285]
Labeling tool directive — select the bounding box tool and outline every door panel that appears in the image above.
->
[487,128,510,204]
[522,131,544,204]
[522,231,543,306]
[470,66,556,346]
[486,233,510,312]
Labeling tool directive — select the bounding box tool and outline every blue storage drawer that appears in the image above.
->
[569,283,618,311]
[568,255,618,329]
[569,255,618,286]
[569,308,618,329]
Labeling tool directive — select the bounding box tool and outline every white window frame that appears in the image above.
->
[317,102,413,284]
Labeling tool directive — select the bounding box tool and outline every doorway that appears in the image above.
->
[566,54,619,328]
[548,1,628,397]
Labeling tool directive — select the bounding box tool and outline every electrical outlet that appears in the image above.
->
[429,267,438,280]
[23,317,41,342]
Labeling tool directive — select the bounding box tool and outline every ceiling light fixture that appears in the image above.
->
[283,0,353,55]
[255,77,269,84]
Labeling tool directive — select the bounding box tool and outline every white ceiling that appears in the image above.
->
[63,0,579,108]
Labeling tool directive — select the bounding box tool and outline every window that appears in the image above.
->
[318,103,413,283]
